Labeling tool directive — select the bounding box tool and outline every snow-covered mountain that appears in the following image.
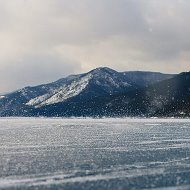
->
[26,67,132,107]
[0,67,174,116]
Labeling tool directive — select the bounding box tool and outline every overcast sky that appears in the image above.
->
[0,0,190,93]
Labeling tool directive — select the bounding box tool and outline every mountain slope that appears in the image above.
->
[23,68,175,107]
[94,71,190,117]
[0,67,175,116]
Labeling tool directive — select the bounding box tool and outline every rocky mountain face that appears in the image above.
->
[0,67,176,117]
[96,71,190,117]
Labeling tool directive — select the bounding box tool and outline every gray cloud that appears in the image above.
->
[0,0,190,93]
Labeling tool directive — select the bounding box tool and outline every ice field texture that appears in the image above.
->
[0,118,190,190]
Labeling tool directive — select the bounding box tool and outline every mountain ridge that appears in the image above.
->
[0,67,178,117]
[30,71,190,118]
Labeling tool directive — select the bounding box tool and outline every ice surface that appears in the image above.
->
[0,118,190,190]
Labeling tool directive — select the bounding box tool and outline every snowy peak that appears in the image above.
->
[89,67,131,92]
[89,67,118,75]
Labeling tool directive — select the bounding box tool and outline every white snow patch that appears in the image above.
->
[26,74,92,107]
[40,74,92,106]
[26,91,57,106]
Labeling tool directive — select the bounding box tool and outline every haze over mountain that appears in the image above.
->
[0,67,178,117]
[1,0,190,93]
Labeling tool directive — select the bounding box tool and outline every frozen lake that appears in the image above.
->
[0,118,190,190]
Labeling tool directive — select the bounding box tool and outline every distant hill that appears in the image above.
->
[0,67,176,117]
